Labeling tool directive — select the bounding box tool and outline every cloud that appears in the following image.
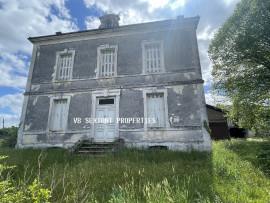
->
[0,51,28,89]
[83,0,182,27]
[0,0,78,54]
[85,16,100,29]
[0,93,23,115]
[0,0,78,126]
[0,93,23,127]
[205,92,231,106]
[0,113,20,127]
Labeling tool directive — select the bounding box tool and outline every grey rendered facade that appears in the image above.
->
[17,15,211,151]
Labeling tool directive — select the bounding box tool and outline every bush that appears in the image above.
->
[0,156,51,202]
[0,126,18,148]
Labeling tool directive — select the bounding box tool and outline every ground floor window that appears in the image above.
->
[50,99,68,131]
[147,93,165,128]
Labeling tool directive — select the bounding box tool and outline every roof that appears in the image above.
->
[28,15,200,43]
[206,104,224,113]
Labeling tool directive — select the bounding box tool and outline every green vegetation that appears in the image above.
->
[0,156,51,202]
[0,139,269,202]
[0,126,18,148]
[208,0,270,135]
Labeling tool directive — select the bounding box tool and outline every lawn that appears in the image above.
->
[0,139,270,202]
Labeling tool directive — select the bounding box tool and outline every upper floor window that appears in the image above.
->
[59,54,72,80]
[142,40,164,74]
[54,49,75,81]
[97,44,118,78]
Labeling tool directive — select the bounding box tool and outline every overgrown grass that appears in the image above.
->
[0,139,269,202]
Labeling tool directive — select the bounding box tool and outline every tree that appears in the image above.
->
[0,126,18,148]
[208,0,270,135]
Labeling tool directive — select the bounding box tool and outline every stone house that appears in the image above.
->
[17,14,211,151]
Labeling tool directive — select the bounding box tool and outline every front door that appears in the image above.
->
[95,97,116,142]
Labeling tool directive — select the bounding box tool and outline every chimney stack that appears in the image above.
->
[99,14,120,29]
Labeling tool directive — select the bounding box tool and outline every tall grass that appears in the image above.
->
[0,139,269,202]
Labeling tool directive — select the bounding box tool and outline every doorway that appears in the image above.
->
[95,97,116,142]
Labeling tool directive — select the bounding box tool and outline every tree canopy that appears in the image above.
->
[208,0,270,135]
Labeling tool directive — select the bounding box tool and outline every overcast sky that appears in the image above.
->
[0,0,240,127]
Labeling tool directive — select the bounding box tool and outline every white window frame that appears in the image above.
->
[46,95,71,133]
[53,49,75,81]
[97,44,118,78]
[141,39,165,74]
[143,88,169,130]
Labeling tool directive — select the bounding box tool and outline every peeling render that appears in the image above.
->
[17,15,211,151]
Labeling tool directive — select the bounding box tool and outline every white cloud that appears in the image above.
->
[0,113,20,127]
[0,50,29,89]
[0,0,78,54]
[0,93,23,127]
[0,65,27,89]
[205,92,231,106]
[197,25,217,86]
[0,93,23,115]
[0,0,79,88]
[83,0,175,27]
[223,0,239,6]
[198,43,213,86]
[197,25,216,41]
[85,16,101,29]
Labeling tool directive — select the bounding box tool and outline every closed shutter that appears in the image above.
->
[145,44,161,73]
[58,54,72,80]
[50,99,68,131]
[100,49,115,77]
[147,94,165,127]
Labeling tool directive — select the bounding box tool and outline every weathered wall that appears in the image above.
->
[31,29,198,84]
[167,85,200,127]
[119,89,144,129]
[67,93,92,130]
[24,96,50,131]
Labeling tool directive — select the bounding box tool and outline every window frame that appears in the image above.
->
[53,49,75,82]
[141,39,165,74]
[96,44,118,78]
[143,89,169,130]
[47,95,71,133]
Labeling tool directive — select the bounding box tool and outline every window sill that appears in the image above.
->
[97,76,116,79]
[147,127,166,130]
[49,130,67,133]
[142,71,165,75]
[53,79,73,83]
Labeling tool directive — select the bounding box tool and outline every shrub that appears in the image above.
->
[0,126,18,148]
[0,156,51,202]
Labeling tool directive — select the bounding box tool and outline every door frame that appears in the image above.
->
[91,89,120,142]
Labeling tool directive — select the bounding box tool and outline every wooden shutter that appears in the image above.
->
[147,94,165,127]
[50,99,68,131]
[100,49,115,77]
[145,44,161,73]
[58,54,72,80]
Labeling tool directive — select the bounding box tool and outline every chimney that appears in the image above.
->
[99,14,120,29]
